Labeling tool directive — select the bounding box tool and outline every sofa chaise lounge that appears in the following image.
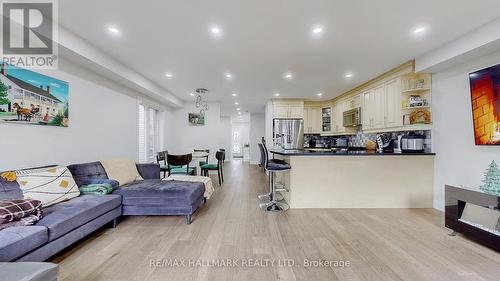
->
[0,162,206,262]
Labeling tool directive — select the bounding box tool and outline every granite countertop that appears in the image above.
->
[270,149,436,156]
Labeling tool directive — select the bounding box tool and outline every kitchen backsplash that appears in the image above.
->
[304,130,432,152]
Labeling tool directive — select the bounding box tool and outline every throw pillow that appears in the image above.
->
[100,159,143,186]
[0,175,23,200]
[16,166,80,207]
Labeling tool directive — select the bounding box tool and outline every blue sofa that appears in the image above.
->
[0,162,206,262]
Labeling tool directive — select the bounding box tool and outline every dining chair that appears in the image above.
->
[201,151,224,185]
[156,150,169,178]
[194,149,210,166]
[167,153,196,176]
[219,149,226,164]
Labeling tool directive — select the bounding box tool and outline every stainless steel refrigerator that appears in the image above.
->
[273,119,304,150]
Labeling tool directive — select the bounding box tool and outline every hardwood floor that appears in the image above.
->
[52,161,500,281]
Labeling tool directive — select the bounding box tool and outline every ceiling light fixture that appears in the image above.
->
[107,26,120,34]
[232,92,237,97]
[210,26,222,37]
[225,73,233,79]
[193,88,209,116]
[236,108,241,111]
[284,73,293,80]
[165,73,173,79]
[317,92,323,97]
[344,73,353,79]
[311,25,324,36]
[190,92,195,96]
[413,27,426,34]
[274,92,280,97]
[234,102,239,105]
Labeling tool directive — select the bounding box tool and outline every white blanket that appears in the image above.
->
[163,175,215,199]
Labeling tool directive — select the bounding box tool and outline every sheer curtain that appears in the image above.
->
[137,100,159,163]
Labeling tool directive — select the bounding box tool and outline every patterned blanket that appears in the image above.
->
[164,175,215,199]
[0,199,43,230]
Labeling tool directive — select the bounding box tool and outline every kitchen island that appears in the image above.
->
[270,149,435,208]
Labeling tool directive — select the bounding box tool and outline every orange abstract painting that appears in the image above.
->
[469,64,500,145]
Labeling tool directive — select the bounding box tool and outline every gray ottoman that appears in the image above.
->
[0,262,58,281]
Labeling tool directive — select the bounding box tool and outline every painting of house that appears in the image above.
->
[0,63,69,127]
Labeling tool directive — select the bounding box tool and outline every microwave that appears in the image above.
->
[343,107,361,127]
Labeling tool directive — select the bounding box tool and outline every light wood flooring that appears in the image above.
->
[52,160,500,281]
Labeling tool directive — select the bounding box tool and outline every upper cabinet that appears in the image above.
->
[344,95,361,110]
[304,106,322,134]
[321,106,332,133]
[362,79,400,130]
[385,78,402,128]
[361,75,431,132]
[273,101,304,118]
[332,101,346,133]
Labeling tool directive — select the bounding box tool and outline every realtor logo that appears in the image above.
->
[1,0,58,69]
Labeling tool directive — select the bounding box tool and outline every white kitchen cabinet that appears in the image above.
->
[304,106,321,134]
[385,78,402,128]
[273,101,304,118]
[362,90,375,129]
[362,78,404,131]
[288,104,304,118]
[321,106,332,133]
[345,95,361,110]
[273,104,289,118]
[372,85,386,129]
[332,101,346,133]
[362,84,387,130]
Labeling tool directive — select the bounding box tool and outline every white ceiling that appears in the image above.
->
[58,0,500,115]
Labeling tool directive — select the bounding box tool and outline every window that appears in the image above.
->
[137,100,160,163]
[232,131,240,153]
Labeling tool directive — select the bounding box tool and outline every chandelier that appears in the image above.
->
[194,88,209,116]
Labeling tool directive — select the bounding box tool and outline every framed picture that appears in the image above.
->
[0,63,69,127]
[188,113,205,126]
[469,63,500,145]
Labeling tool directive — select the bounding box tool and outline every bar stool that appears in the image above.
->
[259,142,290,212]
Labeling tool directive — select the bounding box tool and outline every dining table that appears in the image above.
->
[191,151,214,175]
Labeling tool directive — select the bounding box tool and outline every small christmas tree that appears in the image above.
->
[480,160,500,194]
[0,81,9,105]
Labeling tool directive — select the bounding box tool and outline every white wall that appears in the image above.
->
[249,113,265,164]
[0,60,143,170]
[432,50,500,210]
[165,102,231,163]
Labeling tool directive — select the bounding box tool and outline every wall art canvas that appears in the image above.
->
[0,63,69,127]
[188,113,205,126]
[470,63,500,145]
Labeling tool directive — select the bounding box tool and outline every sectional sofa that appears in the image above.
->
[0,162,206,262]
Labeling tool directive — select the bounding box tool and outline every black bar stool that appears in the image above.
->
[259,142,290,212]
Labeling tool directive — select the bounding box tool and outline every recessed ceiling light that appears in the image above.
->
[284,73,293,80]
[231,92,237,97]
[274,92,280,97]
[107,26,120,34]
[238,112,242,115]
[344,73,353,79]
[190,92,194,96]
[311,25,324,36]
[165,73,173,78]
[317,92,323,97]
[225,73,233,79]
[236,108,241,111]
[413,27,426,34]
[234,102,239,105]
[210,26,222,37]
